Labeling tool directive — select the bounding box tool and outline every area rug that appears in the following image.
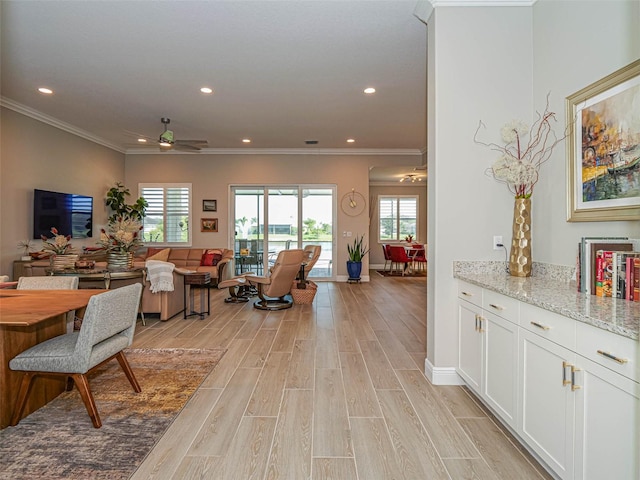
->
[0,347,226,480]
[376,269,426,277]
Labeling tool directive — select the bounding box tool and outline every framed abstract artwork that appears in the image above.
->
[566,59,640,221]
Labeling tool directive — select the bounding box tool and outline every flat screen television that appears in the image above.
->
[33,189,93,239]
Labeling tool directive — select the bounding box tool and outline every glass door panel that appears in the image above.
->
[302,188,333,278]
[232,185,335,280]
[234,188,264,275]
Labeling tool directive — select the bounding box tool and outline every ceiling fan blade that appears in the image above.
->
[174,143,202,151]
[175,139,208,145]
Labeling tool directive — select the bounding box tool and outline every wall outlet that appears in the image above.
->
[493,235,503,250]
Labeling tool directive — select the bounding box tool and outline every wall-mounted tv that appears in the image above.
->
[33,189,93,239]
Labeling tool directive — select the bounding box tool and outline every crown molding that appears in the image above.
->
[125,147,425,156]
[0,97,125,153]
[428,0,536,6]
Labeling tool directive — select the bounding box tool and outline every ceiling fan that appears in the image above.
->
[130,118,208,151]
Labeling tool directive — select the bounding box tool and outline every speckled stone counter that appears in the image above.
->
[454,261,640,341]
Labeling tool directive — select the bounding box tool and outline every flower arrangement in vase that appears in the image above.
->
[41,227,77,269]
[475,95,568,276]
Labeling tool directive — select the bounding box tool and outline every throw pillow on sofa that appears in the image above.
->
[147,248,171,262]
[201,249,222,266]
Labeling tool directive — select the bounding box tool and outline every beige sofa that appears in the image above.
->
[22,247,234,321]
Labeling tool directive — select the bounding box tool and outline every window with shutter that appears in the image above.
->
[378,195,418,242]
[139,184,191,245]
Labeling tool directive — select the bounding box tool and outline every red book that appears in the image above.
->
[634,258,640,302]
[595,250,604,297]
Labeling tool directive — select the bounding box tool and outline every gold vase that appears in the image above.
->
[509,197,532,277]
[107,251,134,270]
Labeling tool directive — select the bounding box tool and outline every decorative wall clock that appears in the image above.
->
[340,189,366,216]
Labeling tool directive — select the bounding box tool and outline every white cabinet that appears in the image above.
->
[574,355,639,480]
[574,321,639,480]
[519,328,575,480]
[457,282,483,391]
[457,282,518,429]
[483,310,518,429]
[458,297,483,391]
[456,279,639,480]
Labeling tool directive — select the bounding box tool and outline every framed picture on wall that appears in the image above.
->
[566,59,640,221]
[203,199,217,212]
[201,218,218,232]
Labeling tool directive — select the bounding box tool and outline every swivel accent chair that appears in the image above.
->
[246,249,304,310]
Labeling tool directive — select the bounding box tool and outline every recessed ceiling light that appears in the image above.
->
[38,87,53,95]
[242,138,251,143]
[347,138,355,143]
[363,87,376,94]
[137,138,147,143]
[200,87,213,94]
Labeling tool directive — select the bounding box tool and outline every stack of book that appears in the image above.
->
[577,237,640,300]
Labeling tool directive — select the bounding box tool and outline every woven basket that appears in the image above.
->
[291,281,317,304]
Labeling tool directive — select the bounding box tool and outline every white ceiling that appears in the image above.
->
[1,0,428,180]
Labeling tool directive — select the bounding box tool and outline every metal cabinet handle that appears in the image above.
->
[571,365,581,391]
[488,303,504,311]
[597,350,628,364]
[477,316,484,333]
[562,361,572,386]
[530,321,550,331]
[474,314,478,332]
[461,291,473,297]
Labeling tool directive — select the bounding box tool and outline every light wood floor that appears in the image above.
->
[130,272,552,480]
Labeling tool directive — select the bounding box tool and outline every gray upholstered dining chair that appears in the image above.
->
[18,276,80,333]
[246,249,304,310]
[9,283,143,428]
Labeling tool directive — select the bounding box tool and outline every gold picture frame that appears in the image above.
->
[566,59,640,222]
[200,218,218,232]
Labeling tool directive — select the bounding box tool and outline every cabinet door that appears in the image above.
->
[483,311,518,429]
[519,329,575,480]
[458,299,483,393]
[574,356,639,480]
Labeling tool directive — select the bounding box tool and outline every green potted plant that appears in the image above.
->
[102,182,148,269]
[346,234,369,282]
[105,182,148,222]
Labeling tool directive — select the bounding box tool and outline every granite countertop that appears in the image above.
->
[454,261,640,341]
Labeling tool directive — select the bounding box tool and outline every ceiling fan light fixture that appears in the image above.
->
[400,174,421,183]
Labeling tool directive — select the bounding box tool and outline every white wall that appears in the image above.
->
[428,6,534,372]
[0,108,125,279]
[532,0,640,263]
[426,0,640,379]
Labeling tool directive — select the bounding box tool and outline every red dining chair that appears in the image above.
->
[412,243,427,272]
[388,245,412,276]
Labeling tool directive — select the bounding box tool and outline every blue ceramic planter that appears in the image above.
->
[346,261,362,280]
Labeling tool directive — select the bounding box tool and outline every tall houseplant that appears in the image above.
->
[102,182,148,268]
[346,235,369,282]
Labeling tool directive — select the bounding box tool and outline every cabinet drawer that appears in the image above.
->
[576,322,638,382]
[458,281,482,307]
[520,302,576,350]
[483,289,519,323]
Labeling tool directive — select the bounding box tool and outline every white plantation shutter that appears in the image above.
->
[140,184,191,245]
[378,195,418,242]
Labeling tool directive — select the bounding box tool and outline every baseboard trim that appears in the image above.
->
[424,359,465,385]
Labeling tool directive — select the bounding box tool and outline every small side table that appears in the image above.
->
[184,272,211,319]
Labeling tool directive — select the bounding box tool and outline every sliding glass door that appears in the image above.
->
[232,185,335,279]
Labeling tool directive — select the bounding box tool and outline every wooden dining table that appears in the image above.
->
[0,289,106,428]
